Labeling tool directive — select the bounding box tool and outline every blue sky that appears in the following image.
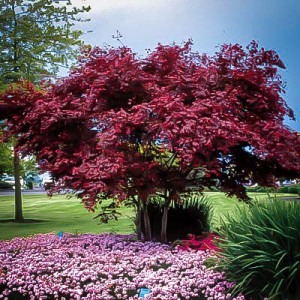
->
[73,0,300,131]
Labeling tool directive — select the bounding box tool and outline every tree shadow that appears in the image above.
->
[279,196,300,201]
[0,219,49,223]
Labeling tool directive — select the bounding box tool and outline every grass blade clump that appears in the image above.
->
[141,192,213,242]
[218,199,300,299]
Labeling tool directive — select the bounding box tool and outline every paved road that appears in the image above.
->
[0,189,47,196]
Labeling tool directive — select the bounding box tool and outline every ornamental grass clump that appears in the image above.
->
[141,193,213,242]
[218,199,300,299]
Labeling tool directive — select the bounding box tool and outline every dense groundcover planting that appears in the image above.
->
[0,233,245,300]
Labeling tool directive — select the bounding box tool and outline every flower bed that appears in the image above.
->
[174,233,221,252]
[0,233,245,300]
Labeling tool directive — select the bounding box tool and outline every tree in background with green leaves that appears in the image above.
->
[0,135,37,179]
[0,0,91,222]
[0,0,91,83]
[0,138,13,176]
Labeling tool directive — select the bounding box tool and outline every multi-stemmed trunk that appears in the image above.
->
[137,189,172,243]
[143,201,152,241]
[135,197,152,241]
[161,198,171,244]
[135,198,142,240]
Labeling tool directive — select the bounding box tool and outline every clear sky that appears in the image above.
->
[72,0,300,131]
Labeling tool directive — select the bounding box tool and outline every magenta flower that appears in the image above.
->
[0,233,245,299]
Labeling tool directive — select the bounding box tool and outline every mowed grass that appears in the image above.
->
[0,192,293,240]
[0,194,135,240]
[207,192,282,229]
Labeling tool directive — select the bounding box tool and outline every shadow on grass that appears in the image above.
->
[278,196,300,201]
[0,219,49,223]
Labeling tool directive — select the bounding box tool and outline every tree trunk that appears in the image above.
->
[161,199,171,244]
[11,3,23,223]
[14,148,24,222]
[136,198,142,240]
[143,202,152,241]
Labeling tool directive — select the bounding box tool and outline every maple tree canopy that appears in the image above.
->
[1,41,300,210]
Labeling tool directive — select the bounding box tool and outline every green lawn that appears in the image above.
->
[0,194,135,240]
[207,192,279,229]
[0,192,293,240]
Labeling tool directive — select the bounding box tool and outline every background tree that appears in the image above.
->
[0,0,90,222]
[0,132,13,176]
[0,137,37,179]
[0,0,90,83]
[1,41,300,241]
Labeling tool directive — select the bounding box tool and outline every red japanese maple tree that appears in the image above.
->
[1,41,300,242]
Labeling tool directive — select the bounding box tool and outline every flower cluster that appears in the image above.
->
[0,233,245,300]
[176,233,221,252]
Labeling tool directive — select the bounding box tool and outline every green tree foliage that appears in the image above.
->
[0,0,91,83]
[0,138,13,175]
[0,134,38,178]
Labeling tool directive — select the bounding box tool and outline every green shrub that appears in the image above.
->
[218,199,300,299]
[276,185,300,194]
[0,180,13,189]
[287,185,300,194]
[141,193,213,242]
[277,186,289,193]
[203,186,219,192]
[245,186,276,193]
[245,186,260,192]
